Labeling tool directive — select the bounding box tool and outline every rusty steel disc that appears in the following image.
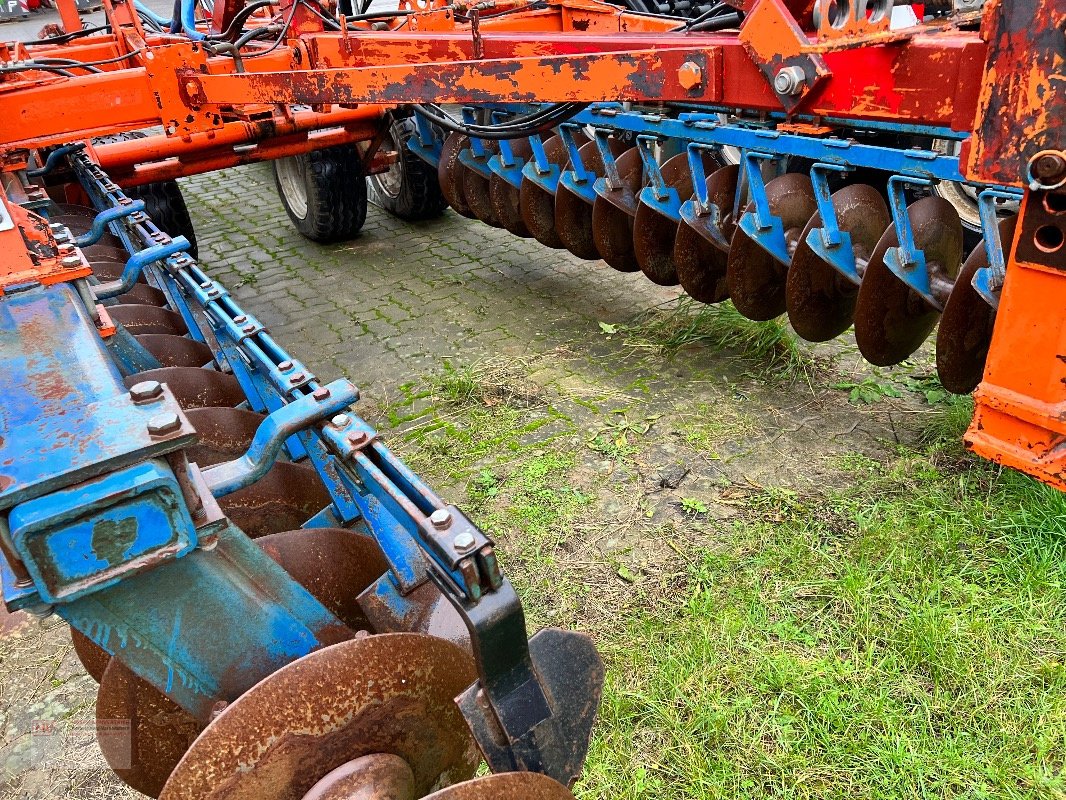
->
[437,134,476,219]
[117,282,168,306]
[219,461,332,538]
[256,528,389,632]
[854,196,964,366]
[726,173,817,321]
[519,133,586,250]
[459,142,502,228]
[109,304,188,336]
[136,334,214,368]
[159,634,479,800]
[785,183,891,342]
[557,139,626,261]
[88,259,146,285]
[184,407,265,467]
[634,151,721,287]
[302,753,416,800]
[489,138,533,238]
[71,627,111,683]
[935,215,1018,394]
[591,147,643,273]
[97,658,204,798]
[83,243,132,263]
[424,772,576,799]
[125,367,245,409]
[674,164,740,305]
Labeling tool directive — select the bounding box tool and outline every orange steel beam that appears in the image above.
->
[96,120,384,185]
[93,106,381,170]
[968,189,1066,491]
[0,28,986,150]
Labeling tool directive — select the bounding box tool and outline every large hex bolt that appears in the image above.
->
[677,61,703,91]
[430,508,453,530]
[773,66,806,96]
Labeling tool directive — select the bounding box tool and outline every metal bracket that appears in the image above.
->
[806,162,861,283]
[558,124,596,203]
[739,0,831,114]
[882,175,938,307]
[73,200,146,248]
[202,379,359,497]
[737,150,791,264]
[636,136,684,221]
[679,141,733,250]
[971,187,1025,308]
[92,238,190,299]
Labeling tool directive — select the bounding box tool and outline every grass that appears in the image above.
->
[577,414,1066,800]
[376,357,1066,800]
[614,297,815,383]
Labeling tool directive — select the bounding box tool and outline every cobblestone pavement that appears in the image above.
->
[1,163,932,798]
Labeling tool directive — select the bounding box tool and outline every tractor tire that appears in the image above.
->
[126,180,199,259]
[273,145,368,243]
[369,116,449,222]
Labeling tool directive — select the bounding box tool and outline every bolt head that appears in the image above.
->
[313,387,331,401]
[289,372,306,385]
[147,412,181,436]
[346,430,368,446]
[234,314,248,324]
[129,380,163,402]
[331,414,350,427]
[431,509,453,530]
[61,255,81,268]
[452,530,476,553]
[677,61,703,91]
[278,360,294,371]
[242,323,255,334]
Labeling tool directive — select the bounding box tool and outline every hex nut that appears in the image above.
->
[129,380,164,402]
[147,412,181,436]
[430,509,453,530]
[773,66,806,96]
[453,531,476,553]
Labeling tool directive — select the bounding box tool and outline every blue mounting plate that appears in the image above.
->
[0,283,195,510]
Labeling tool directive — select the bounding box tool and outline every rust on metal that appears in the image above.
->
[218,461,333,539]
[726,172,816,320]
[108,304,189,336]
[591,146,643,273]
[635,151,722,287]
[125,367,245,409]
[97,658,204,798]
[557,138,626,260]
[136,335,214,368]
[160,634,480,800]
[301,753,416,800]
[71,626,112,683]
[256,527,389,633]
[786,182,890,341]
[423,771,576,799]
[853,196,964,366]
[936,215,1019,394]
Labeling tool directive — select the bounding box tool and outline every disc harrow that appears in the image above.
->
[0,149,602,798]
[422,106,1023,395]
